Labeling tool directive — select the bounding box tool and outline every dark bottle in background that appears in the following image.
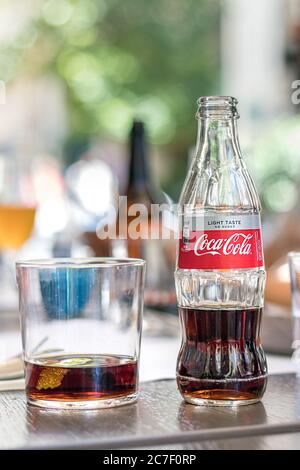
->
[125,121,154,260]
[113,120,176,309]
[126,121,153,210]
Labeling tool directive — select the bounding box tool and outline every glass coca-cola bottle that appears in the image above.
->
[175,96,267,406]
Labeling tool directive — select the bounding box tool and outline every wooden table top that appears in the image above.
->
[0,374,300,449]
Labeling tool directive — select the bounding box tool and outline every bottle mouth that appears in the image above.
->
[196,96,239,120]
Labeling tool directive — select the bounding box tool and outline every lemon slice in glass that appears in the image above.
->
[59,357,93,367]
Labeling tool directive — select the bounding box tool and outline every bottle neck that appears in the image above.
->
[127,130,148,191]
[195,117,242,168]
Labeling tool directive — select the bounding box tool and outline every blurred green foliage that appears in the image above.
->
[251,116,300,213]
[3,1,300,213]
[1,0,220,195]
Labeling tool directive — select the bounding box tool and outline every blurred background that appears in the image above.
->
[1,0,300,353]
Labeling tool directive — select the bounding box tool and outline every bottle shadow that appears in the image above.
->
[177,399,268,432]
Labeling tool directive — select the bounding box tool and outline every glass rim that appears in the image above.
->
[16,257,146,269]
[197,95,238,105]
[196,95,239,120]
[288,251,300,260]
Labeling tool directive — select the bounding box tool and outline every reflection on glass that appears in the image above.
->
[17,258,145,410]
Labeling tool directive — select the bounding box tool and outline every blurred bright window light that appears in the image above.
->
[36,199,69,237]
[29,157,68,237]
[0,1,34,43]
[65,159,116,215]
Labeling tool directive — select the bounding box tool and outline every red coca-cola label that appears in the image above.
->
[178,215,263,270]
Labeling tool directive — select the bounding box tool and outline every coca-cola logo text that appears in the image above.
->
[193,232,253,257]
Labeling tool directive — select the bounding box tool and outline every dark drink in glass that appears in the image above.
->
[177,307,267,404]
[25,354,138,408]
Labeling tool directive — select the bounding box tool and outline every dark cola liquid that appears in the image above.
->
[25,354,138,403]
[177,307,267,404]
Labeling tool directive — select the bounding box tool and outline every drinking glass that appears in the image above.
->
[0,154,36,311]
[288,252,300,374]
[16,258,145,409]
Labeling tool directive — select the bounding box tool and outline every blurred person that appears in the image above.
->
[264,201,300,307]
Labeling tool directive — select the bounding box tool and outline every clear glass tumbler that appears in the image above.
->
[16,258,145,409]
[289,252,300,374]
